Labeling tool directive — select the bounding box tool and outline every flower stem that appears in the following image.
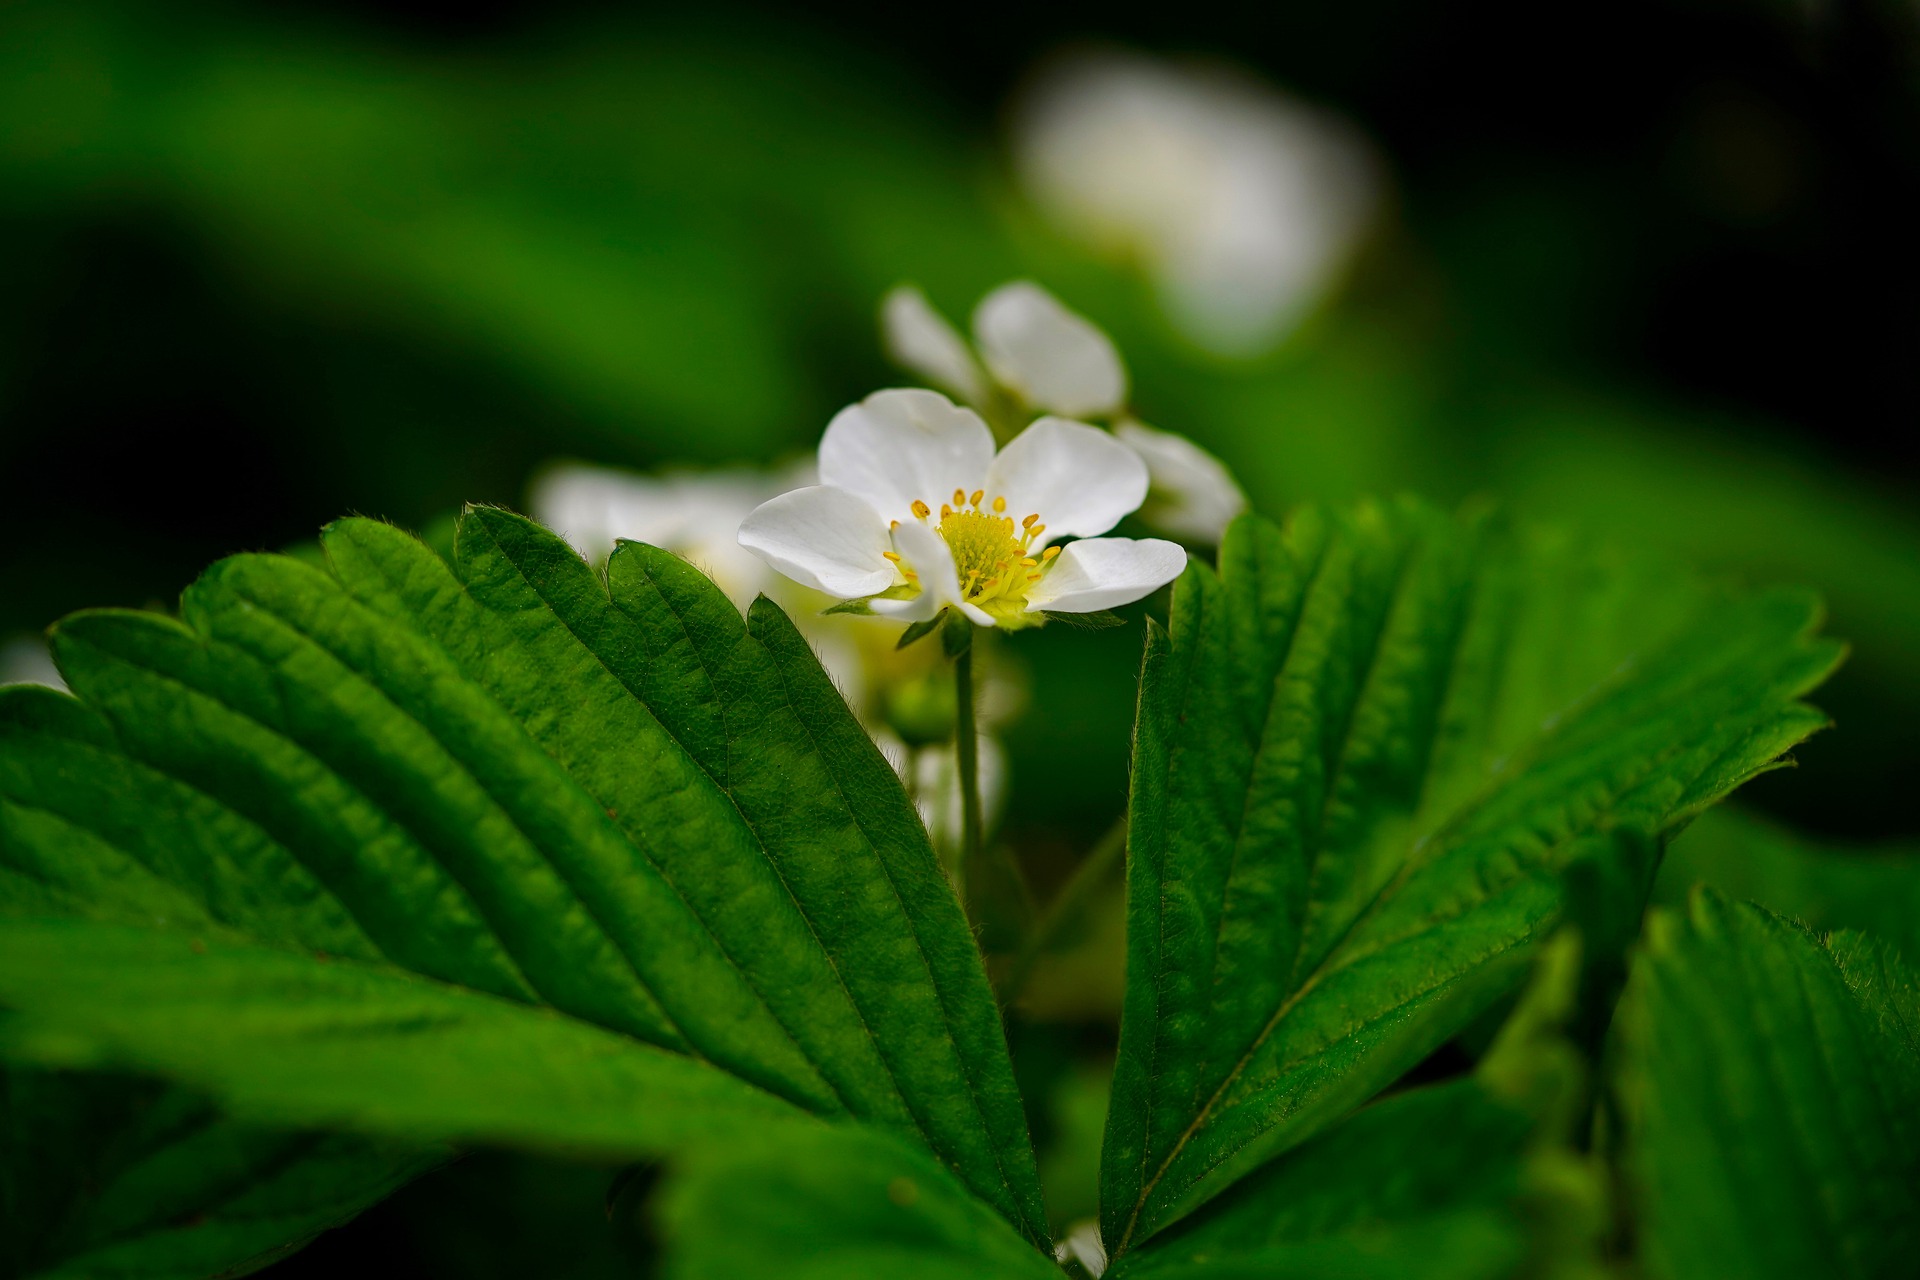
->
[952,633,984,901]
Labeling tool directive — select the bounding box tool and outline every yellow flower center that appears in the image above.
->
[886,488,1062,620]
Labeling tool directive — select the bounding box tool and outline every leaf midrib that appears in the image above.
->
[480,529,1032,1234]
[340,539,869,1110]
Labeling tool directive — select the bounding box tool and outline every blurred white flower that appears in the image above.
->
[972,282,1128,418]
[886,281,1126,422]
[883,281,1247,545]
[1113,420,1247,543]
[1054,1220,1108,1277]
[738,389,1185,628]
[911,735,1008,855]
[0,636,64,692]
[882,287,990,408]
[529,461,812,609]
[1012,50,1380,356]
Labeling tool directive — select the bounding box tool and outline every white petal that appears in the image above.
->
[1114,420,1247,543]
[881,286,988,407]
[818,389,995,521]
[972,281,1127,417]
[737,486,896,600]
[882,518,964,615]
[1,636,65,692]
[986,417,1150,543]
[1024,537,1187,613]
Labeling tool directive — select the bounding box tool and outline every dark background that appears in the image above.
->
[4,1,1917,820]
[5,0,1915,605]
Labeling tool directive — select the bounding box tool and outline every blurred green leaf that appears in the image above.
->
[1112,1079,1532,1280]
[1,1068,437,1280]
[656,1124,1058,1280]
[0,698,442,1280]
[0,507,1046,1245]
[1658,806,1920,957]
[1616,892,1920,1279]
[1102,500,1840,1253]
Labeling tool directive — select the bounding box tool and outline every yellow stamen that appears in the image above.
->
[882,551,901,562]
[1022,513,1039,529]
[941,504,952,519]
[911,500,930,520]
[992,496,1006,513]
[969,489,984,507]
[1042,546,1061,560]
[953,488,966,507]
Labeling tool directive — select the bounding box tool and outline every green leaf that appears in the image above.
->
[1658,806,1920,959]
[1113,1079,1534,1280]
[0,920,810,1155]
[1041,610,1128,631]
[0,693,442,1280]
[1103,500,1840,1251]
[656,1123,1060,1280]
[1616,892,1920,1280]
[0,507,1046,1245]
[2,1068,438,1280]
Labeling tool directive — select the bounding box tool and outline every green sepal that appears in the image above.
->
[897,612,948,649]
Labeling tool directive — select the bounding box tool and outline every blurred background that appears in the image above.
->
[2,0,1917,1270]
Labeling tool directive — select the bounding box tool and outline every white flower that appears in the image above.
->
[884,281,1125,421]
[530,461,809,609]
[911,736,1008,855]
[738,389,1186,628]
[1054,1221,1108,1277]
[1011,51,1380,357]
[0,636,64,692]
[973,283,1128,418]
[882,281,1246,546]
[1114,420,1246,543]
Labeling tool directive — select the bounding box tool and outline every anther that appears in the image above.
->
[1022,513,1040,529]
[969,489,984,507]
[911,500,930,519]
[882,551,901,562]
[953,488,966,507]
[992,496,1006,513]
[941,504,952,519]
[1042,546,1061,560]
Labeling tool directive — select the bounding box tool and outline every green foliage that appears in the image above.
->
[0,495,1886,1278]
[657,1124,1059,1280]
[1103,500,1841,1251]
[0,507,1046,1248]
[1114,1080,1534,1280]
[1616,892,1920,1280]
[1659,806,1920,957]
[2,1069,436,1280]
